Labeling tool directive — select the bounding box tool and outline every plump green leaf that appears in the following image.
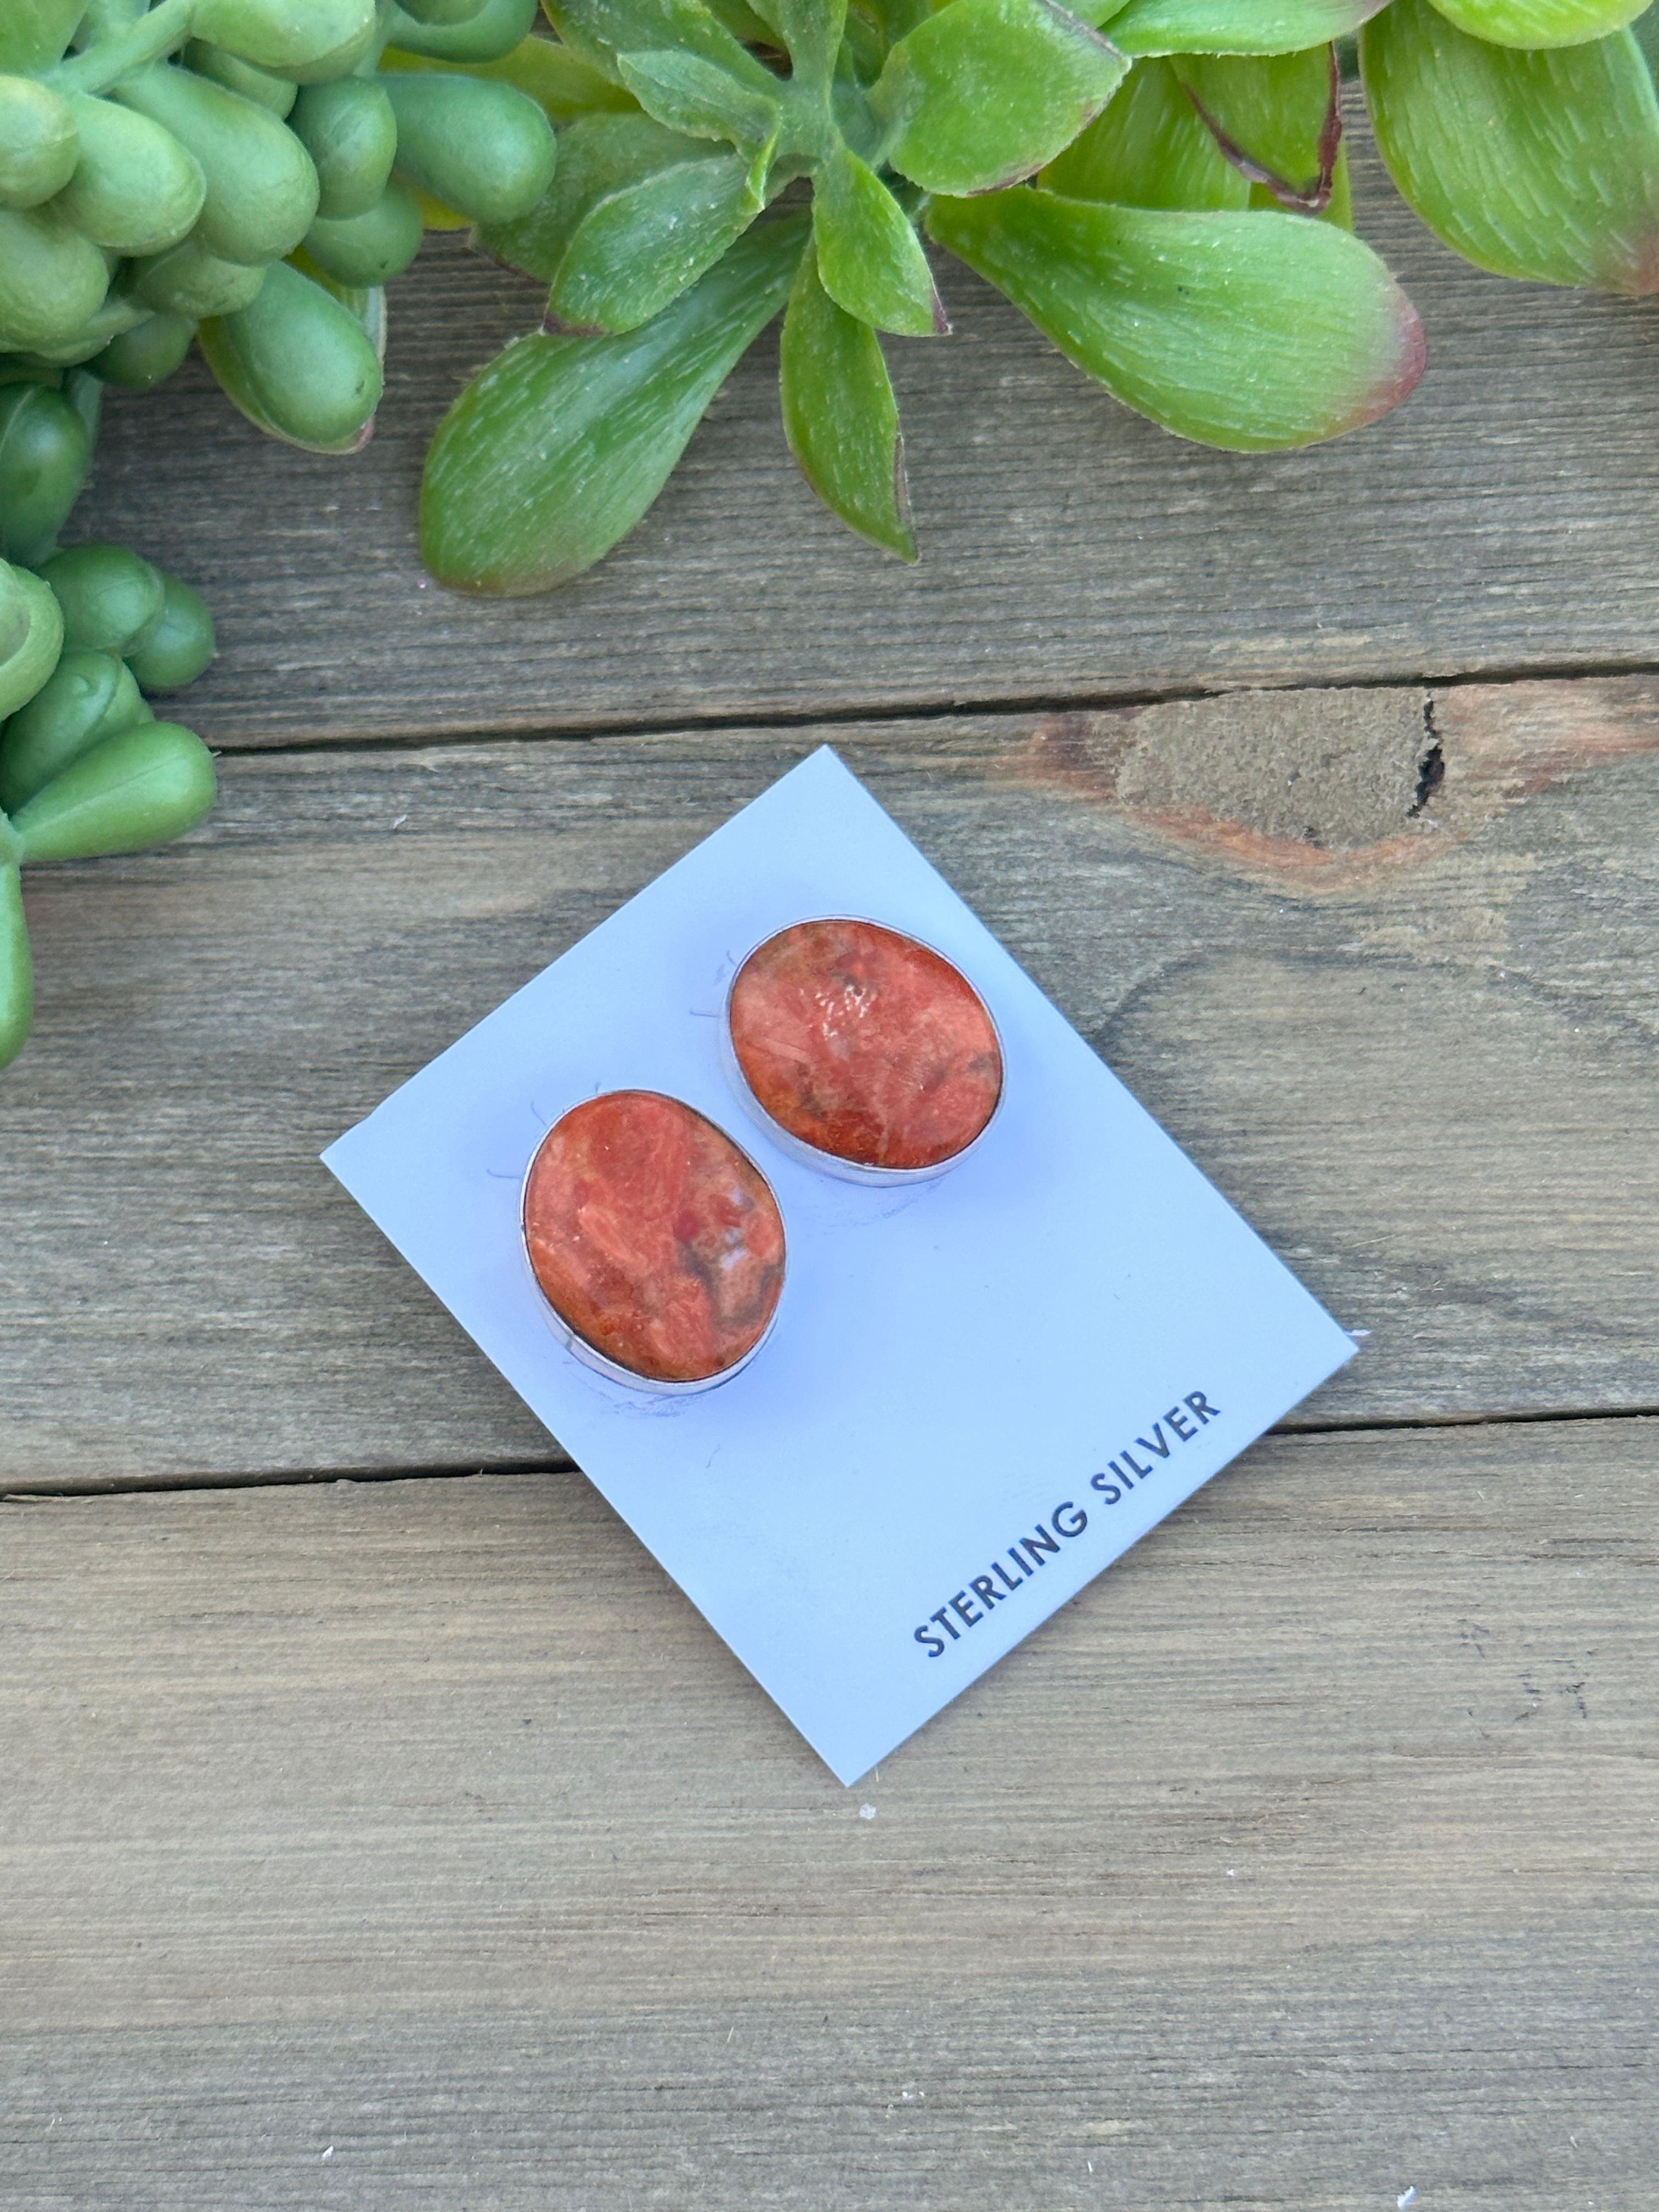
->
[1107,0,1387,54]
[199,259,383,452]
[549,152,761,331]
[112,64,319,267]
[812,142,944,335]
[0,382,92,568]
[927,187,1424,448]
[380,0,541,63]
[780,245,916,558]
[0,563,61,719]
[872,0,1129,195]
[0,205,110,354]
[1041,55,1248,206]
[0,557,31,670]
[0,650,150,816]
[381,72,558,227]
[12,719,216,864]
[302,181,425,285]
[189,0,377,78]
[1177,48,1341,210]
[0,862,31,1072]
[1427,0,1646,49]
[0,77,78,210]
[421,213,808,593]
[476,110,710,279]
[617,48,781,154]
[1362,0,1659,290]
[0,0,86,75]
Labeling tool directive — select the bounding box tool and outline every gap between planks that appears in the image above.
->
[7,1402,1659,1504]
[187,660,1659,759]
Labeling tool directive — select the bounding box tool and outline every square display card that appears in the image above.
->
[325,747,1354,1783]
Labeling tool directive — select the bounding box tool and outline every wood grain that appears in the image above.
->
[76,112,1659,747]
[3,1417,1654,2209]
[4,682,1656,1487]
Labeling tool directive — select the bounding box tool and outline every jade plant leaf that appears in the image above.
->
[1177,47,1342,210]
[421,214,808,592]
[1361,0,1659,290]
[780,247,917,558]
[617,48,782,153]
[544,0,782,92]
[548,153,763,332]
[1105,0,1389,53]
[812,143,946,335]
[872,0,1130,196]
[1041,56,1248,207]
[476,111,710,281]
[771,0,849,80]
[927,188,1425,449]
[1426,0,1647,48]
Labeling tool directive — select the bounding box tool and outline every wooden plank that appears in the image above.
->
[78,114,1659,746]
[4,680,1657,1486]
[3,1418,1655,2209]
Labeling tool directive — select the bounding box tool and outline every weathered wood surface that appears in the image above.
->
[81,117,1659,746]
[3,1418,1654,2210]
[7,678,1658,1489]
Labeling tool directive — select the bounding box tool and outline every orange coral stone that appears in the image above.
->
[729,919,1002,1173]
[523,1091,785,1385]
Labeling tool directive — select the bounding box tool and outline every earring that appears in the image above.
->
[724,918,1003,1183]
[522,1089,786,1392]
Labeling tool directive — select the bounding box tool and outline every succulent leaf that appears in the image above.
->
[477,110,710,280]
[1177,47,1342,211]
[380,71,559,227]
[872,0,1130,196]
[780,245,916,558]
[0,0,86,75]
[927,187,1425,449]
[198,259,383,451]
[1107,0,1389,55]
[0,563,61,720]
[812,142,945,335]
[421,212,809,592]
[12,720,216,865]
[1042,54,1248,205]
[548,152,763,332]
[771,0,850,80]
[617,47,782,153]
[545,0,783,94]
[1362,0,1659,290]
[0,76,78,210]
[380,0,542,63]
[0,863,30,1073]
[1427,0,1647,49]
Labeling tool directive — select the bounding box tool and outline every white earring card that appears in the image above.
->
[325,748,1355,1783]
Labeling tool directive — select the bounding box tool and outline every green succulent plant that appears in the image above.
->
[0,0,560,450]
[0,364,217,1069]
[416,0,1659,589]
[421,0,1431,589]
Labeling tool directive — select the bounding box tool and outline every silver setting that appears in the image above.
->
[721,917,1006,1187]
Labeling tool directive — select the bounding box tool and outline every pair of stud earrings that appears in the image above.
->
[521,917,1005,1394]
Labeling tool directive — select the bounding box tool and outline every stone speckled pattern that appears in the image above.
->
[729,919,1003,1173]
[522,1090,785,1386]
